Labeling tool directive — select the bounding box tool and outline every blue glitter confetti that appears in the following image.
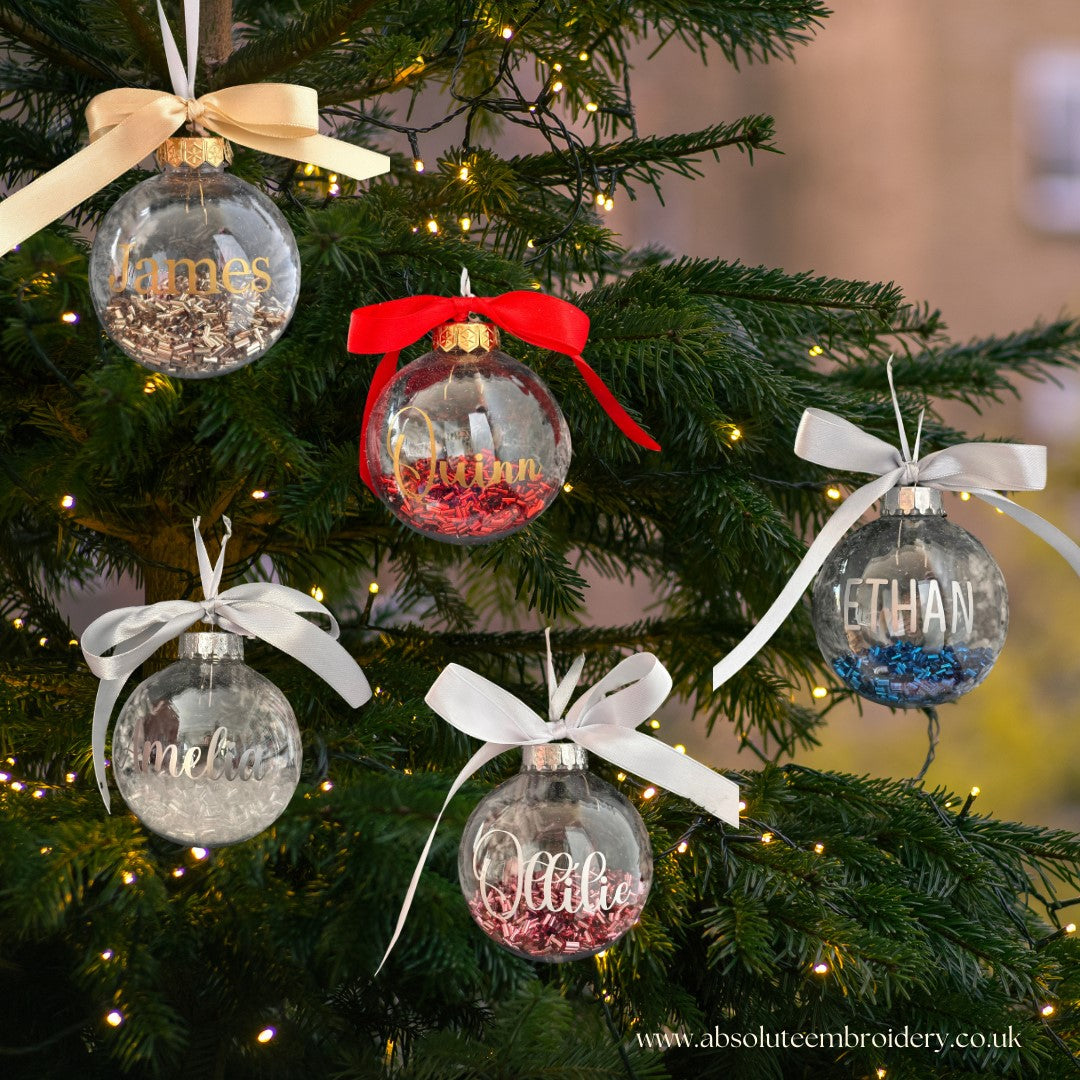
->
[831,640,997,706]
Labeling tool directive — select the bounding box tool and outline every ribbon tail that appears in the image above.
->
[975,490,1080,579]
[574,727,740,825]
[359,350,404,492]
[712,471,901,690]
[570,355,660,451]
[0,100,183,255]
[376,741,510,974]
[92,679,128,812]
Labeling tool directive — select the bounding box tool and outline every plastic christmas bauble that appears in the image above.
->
[364,318,571,544]
[458,744,651,961]
[812,487,1009,706]
[110,631,302,845]
[89,137,299,378]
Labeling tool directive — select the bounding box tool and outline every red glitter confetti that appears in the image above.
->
[466,869,647,960]
[375,450,559,541]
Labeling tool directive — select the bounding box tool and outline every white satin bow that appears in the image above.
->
[80,517,371,811]
[377,630,740,972]
[713,358,1080,689]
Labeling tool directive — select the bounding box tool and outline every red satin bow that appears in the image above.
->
[348,291,661,491]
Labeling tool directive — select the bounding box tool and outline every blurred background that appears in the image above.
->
[60,0,1080,833]
[608,0,1080,830]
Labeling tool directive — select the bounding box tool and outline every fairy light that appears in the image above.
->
[959,491,971,501]
[814,842,825,855]
[585,101,599,112]
[121,871,136,885]
[812,961,829,975]
[5,757,13,765]
[303,163,316,176]
[10,781,24,792]
[426,218,439,234]
[728,426,742,442]
[579,50,590,61]
[257,1026,277,1043]
[551,80,564,93]
[459,216,472,231]
[0,773,8,782]
[32,788,45,799]
[143,379,157,394]
[876,1070,887,1079]
[38,636,48,647]
[172,867,186,878]
[562,482,573,493]
[808,344,824,357]
[60,311,79,324]
[1042,1003,1056,1017]
[616,772,626,782]
[761,832,774,845]
[65,771,77,783]
[190,847,209,861]
[826,486,841,500]
[648,718,661,729]
[458,165,470,181]
[12,618,23,629]
[526,239,536,249]
[68,638,78,646]
[320,779,334,792]
[642,786,657,800]
[603,196,614,211]
[328,183,340,196]
[811,686,828,699]
[500,25,513,39]
[595,192,605,206]
[105,1010,124,1027]
[1067,923,1077,934]
[369,582,380,595]
[251,489,268,500]
[738,800,746,812]
[59,493,76,510]
[677,841,689,854]
[674,743,686,754]
[310,586,325,602]
[413,158,425,173]
[101,949,114,960]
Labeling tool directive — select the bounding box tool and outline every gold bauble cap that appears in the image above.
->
[155,137,233,170]
[431,318,499,353]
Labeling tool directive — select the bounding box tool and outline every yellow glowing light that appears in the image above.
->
[959,491,971,501]
[603,196,614,211]
[501,25,513,39]
[38,636,48,647]
[995,506,1004,514]
[808,344,824,357]
[552,62,563,72]
[814,842,825,855]
[251,489,268,500]
[527,238,536,249]
[738,800,746,812]
[812,961,829,975]
[320,779,334,792]
[413,159,425,173]
[12,618,23,629]
[65,771,77,783]
[61,311,79,324]
[5,757,13,765]
[303,163,316,176]
[426,218,439,234]
[761,832,774,845]
[677,841,689,854]
[674,743,686,754]
[143,379,157,394]
[642,786,657,800]
[368,582,380,595]
[328,183,340,196]
[729,426,742,441]
[970,786,980,797]
[105,1010,124,1027]
[328,174,338,184]
[585,101,599,112]
[257,1026,277,1043]
[190,846,209,861]
[32,788,45,799]
[826,486,842,500]
[1042,1004,1056,1017]
[1067,923,1077,934]
[40,847,51,856]
[60,493,76,509]
[68,639,78,646]
[458,165,470,181]
[172,867,186,878]
[101,949,114,960]
[10,781,24,792]
[551,80,564,93]
[310,586,325,602]
[528,104,537,112]
[121,871,136,885]
[562,482,573,493]
[459,216,472,231]
[648,718,661,729]
[811,686,828,699]
[0,772,9,782]
[595,192,605,205]
[579,50,590,61]
[877,1070,887,1079]
[616,772,626,782]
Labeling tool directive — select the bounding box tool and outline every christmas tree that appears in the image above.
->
[2,2,1080,1077]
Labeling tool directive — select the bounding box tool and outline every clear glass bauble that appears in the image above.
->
[110,632,302,845]
[811,488,1009,706]
[458,744,652,961]
[363,319,571,544]
[89,138,299,378]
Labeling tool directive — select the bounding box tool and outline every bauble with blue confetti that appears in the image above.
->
[811,486,1008,707]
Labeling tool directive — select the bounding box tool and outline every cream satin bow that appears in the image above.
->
[0,0,390,255]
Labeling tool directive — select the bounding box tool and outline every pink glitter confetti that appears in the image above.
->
[466,869,647,961]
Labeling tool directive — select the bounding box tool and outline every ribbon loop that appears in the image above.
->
[349,287,661,491]
[713,362,1076,690]
[0,0,390,256]
[376,636,739,973]
[81,519,371,812]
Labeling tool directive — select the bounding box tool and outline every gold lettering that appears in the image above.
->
[388,405,437,502]
[251,255,272,292]
[524,458,541,481]
[222,257,253,294]
[132,257,158,294]
[165,257,218,295]
[109,243,134,292]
